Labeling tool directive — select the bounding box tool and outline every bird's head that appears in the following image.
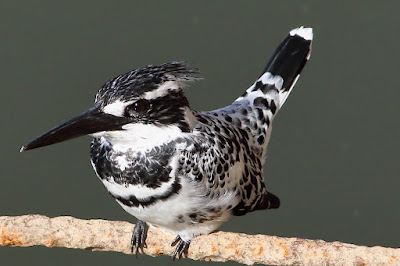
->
[21,62,201,152]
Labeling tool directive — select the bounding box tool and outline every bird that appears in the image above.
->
[21,26,313,260]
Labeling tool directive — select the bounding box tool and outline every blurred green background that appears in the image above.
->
[1,1,400,265]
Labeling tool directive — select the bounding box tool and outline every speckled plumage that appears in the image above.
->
[89,28,312,258]
[22,27,313,260]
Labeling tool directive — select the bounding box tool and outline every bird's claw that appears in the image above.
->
[130,220,149,257]
[171,235,191,260]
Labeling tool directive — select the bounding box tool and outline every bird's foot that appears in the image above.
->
[130,220,149,257]
[171,235,191,260]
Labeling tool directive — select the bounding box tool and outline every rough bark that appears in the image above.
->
[0,215,398,265]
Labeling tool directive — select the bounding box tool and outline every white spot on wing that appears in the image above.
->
[115,155,130,171]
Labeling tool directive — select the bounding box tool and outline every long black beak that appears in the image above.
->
[21,104,130,152]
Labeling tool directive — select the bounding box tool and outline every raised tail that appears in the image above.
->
[221,26,313,161]
[236,26,313,109]
[221,28,313,216]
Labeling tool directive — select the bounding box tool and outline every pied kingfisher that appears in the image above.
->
[21,27,313,260]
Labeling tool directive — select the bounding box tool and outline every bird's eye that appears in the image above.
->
[125,99,150,116]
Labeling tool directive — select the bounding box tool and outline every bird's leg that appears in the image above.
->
[130,220,149,257]
[171,235,191,260]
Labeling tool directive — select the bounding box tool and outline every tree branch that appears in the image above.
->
[0,215,398,265]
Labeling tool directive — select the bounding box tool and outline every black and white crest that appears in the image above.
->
[95,62,202,105]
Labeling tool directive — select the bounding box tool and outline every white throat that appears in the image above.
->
[92,123,184,152]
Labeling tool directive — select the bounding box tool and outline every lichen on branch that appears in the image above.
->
[0,215,399,265]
